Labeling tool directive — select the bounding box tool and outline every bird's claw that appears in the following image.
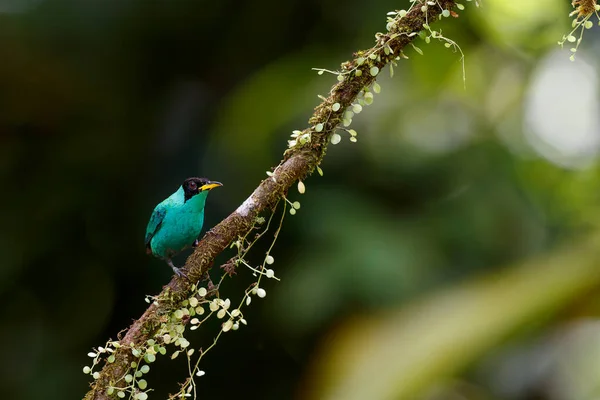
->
[167,260,188,279]
[173,267,188,279]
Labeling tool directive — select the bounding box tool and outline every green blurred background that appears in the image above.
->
[3,0,600,399]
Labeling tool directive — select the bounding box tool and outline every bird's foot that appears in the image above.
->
[167,260,188,279]
[173,267,188,279]
[192,239,199,247]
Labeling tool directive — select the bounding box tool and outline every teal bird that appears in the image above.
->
[145,177,222,276]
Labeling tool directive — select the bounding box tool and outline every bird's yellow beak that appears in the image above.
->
[200,181,223,191]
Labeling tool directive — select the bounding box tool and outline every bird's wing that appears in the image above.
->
[145,204,167,252]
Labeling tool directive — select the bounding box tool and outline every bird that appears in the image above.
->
[145,177,222,277]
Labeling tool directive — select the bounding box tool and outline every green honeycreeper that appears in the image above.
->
[145,177,222,276]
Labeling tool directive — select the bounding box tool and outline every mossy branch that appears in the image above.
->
[84,1,458,398]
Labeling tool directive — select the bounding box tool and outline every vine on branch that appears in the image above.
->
[82,1,466,399]
[559,0,600,60]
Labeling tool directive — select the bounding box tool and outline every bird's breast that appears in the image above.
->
[151,208,205,257]
[166,208,204,238]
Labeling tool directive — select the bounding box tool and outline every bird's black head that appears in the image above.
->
[182,177,223,202]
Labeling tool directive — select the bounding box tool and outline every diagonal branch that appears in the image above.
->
[84,1,457,398]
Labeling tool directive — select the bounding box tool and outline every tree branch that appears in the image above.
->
[84,1,457,398]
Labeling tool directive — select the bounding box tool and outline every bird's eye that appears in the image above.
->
[189,182,196,188]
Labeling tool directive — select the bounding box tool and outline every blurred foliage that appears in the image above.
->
[305,234,600,400]
[2,0,600,399]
